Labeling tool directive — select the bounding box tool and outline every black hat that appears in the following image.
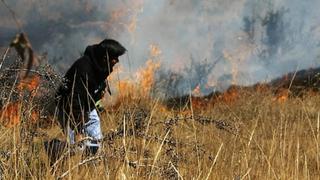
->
[98,39,126,60]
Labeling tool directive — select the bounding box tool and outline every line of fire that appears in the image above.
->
[0,1,320,179]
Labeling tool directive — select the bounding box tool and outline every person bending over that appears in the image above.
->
[55,39,126,155]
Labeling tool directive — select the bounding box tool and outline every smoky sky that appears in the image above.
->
[1,0,319,93]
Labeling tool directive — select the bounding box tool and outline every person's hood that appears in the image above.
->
[84,45,111,80]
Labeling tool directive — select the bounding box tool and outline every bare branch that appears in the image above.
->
[57,156,103,179]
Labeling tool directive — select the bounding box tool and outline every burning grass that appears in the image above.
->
[0,66,319,179]
[0,45,320,179]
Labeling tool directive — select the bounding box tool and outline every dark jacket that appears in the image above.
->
[56,45,110,130]
[56,39,126,131]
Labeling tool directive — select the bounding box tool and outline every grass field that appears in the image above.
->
[0,82,319,179]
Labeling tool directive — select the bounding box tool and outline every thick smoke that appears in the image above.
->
[1,0,319,95]
[0,0,142,71]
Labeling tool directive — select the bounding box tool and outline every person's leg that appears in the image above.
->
[67,126,75,145]
[44,107,74,165]
[82,109,103,155]
[57,107,76,145]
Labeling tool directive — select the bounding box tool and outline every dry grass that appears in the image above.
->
[0,86,319,180]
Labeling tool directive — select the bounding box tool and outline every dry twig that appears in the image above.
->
[57,155,103,179]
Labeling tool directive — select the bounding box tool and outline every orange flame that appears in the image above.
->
[273,89,289,103]
[218,86,240,104]
[17,75,40,96]
[136,44,162,95]
[191,96,211,110]
[0,75,41,128]
[106,59,161,110]
[137,60,160,95]
[112,60,161,97]
[30,110,39,123]
[0,102,21,128]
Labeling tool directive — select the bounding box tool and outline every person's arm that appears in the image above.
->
[93,81,107,112]
[93,81,106,102]
[69,69,96,124]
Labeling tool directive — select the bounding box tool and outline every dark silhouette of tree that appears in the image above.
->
[243,16,256,42]
[261,8,286,59]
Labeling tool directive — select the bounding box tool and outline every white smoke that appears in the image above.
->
[1,0,319,94]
